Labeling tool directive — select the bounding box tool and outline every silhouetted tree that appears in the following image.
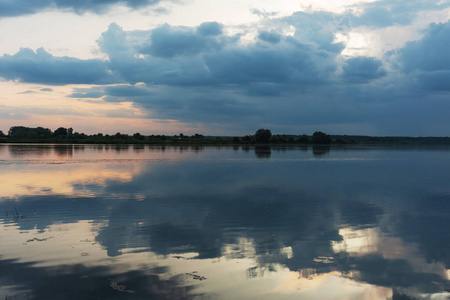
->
[312,131,332,144]
[133,133,144,140]
[254,129,272,143]
[35,127,52,138]
[297,134,309,143]
[0,130,6,138]
[53,127,68,137]
[114,132,130,140]
[8,126,52,139]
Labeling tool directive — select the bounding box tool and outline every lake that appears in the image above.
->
[0,144,449,299]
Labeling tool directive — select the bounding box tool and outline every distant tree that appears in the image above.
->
[242,135,251,142]
[0,130,6,138]
[312,131,331,144]
[73,132,87,139]
[297,134,309,143]
[53,127,68,137]
[114,132,129,139]
[271,135,283,143]
[8,126,51,139]
[35,127,52,138]
[232,137,240,143]
[133,132,144,140]
[254,128,272,144]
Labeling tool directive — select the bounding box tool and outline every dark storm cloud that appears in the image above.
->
[202,41,336,85]
[415,71,450,92]
[342,56,386,83]
[141,24,224,58]
[98,22,341,87]
[97,23,215,86]
[0,47,116,85]
[397,21,450,73]
[99,84,258,123]
[395,21,450,91]
[283,11,346,53]
[0,0,166,18]
[104,84,154,97]
[65,18,450,134]
[1,5,449,134]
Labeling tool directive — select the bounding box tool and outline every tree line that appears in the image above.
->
[1,126,450,145]
[0,126,334,144]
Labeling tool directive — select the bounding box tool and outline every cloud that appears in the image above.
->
[1,6,449,135]
[0,106,27,120]
[53,17,450,134]
[397,21,450,73]
[415,71,450,92]
[395,21,450,91]
[83,19,350,126]
[17,90,36,94]
[68,87,105,99]
[0,47,117,85]
[196,22,223,37]
[342,56,386,83]
[141,23,224,58]
[0,0,167,18]
[283,11,345,53]
[104,84,154,97]
[97,21,341,87]
[257,30,282,44]
[346,0,450,28]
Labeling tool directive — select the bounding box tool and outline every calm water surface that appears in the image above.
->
[0,144,449,299]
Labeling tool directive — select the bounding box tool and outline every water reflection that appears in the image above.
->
[0,145,450,299]
[255,146,271,159]
[54,144,73,157]
[7,144,52,157]
[312,145,330,157]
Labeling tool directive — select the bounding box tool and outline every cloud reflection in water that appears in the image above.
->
[0,144,449,299]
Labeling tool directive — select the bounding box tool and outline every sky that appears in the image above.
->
[0,0,449,136]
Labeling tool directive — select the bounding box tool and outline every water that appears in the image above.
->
[0,144,449,299]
